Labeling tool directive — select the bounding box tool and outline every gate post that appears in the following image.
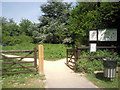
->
[74,46,79,72]
[38,45,44,74]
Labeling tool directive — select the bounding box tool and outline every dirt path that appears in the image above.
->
[44,58,98,88]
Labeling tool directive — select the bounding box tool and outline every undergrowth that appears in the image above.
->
[76,49,120,73]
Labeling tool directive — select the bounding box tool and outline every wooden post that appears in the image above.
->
[34,47,37,72]
[66,49,68,65]
[38,45,44,74]
[118,67,120,90]
[74,47,78,72]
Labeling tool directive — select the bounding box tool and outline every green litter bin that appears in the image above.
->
[103,58,117,78]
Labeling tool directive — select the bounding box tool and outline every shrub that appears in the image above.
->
[2,35,33,46]
[76,50,120,73]
[2,36,21,46]
[17,34,33,44]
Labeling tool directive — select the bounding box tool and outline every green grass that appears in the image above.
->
[86,73,119,88]
[43,44,67,60]
[1,43,68,88]
[2,58,45,88]
[2,43,36,57]
[2,43,68,60]
[2,73,45,88]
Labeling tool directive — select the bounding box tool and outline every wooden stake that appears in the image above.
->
[38,45,44,74]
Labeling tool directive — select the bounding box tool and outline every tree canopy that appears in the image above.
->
[1,2,120,46]
[36,2,72,44]
[67,2,120,46]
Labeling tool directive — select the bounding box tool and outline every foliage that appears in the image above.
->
[67,2,120,46]
[76,50,120,73]
[2,34,33,46]
[36,2,72,44]
[2,17,21,36]
[1,17,34,46]
[98,2,120,28]
[19,19,33,36]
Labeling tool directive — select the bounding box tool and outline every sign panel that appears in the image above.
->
[90,43,96,52]
[89,30,97,41]
[98,29,117,41]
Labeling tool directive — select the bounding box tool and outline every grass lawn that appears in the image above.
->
[2,73,45,88]
[86,73,119,88]
[2,43,68,60]
[43,43,67,60]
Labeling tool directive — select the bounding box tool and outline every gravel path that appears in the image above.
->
[44,58,98,88]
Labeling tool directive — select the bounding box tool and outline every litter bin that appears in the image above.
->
[103,58,117,78]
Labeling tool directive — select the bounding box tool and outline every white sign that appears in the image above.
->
[98,29,117,41]
[90,43,96,52]
[89,30,97,41]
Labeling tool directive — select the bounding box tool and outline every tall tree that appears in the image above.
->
[67,2,120,47]
[36,2,72,43]
[19,19,33,36]
[1,17,33,46]
[2,17,20,36]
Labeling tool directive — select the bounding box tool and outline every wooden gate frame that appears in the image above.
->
[66,46,120,72]
[1,47,38,74]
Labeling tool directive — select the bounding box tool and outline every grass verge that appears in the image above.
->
[85,73,119,88]
[2,58,46,88]
[2,73,45,88]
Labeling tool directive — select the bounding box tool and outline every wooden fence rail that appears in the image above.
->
[66,46,120,72]
[0,50,36,53]
[1,48,38,74]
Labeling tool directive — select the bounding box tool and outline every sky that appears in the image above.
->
[1,0,77,24]
[2,2,47,24]
[1,0,119,24]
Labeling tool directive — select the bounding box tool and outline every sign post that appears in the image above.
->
[89,29,117,52]
[89,30,97,52]
[90,43,97,52]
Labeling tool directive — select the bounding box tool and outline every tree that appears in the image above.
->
[2,17,20,36]
[67,2,120,47]
[1,17,21,45]
[19,19,33,36]
[1,17,33,45]
[37,2,72,43]
[98,2,120,29]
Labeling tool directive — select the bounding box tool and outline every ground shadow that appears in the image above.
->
[95,72,112,82]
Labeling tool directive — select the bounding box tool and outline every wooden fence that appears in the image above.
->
[0,48,38,74]
[66,46,120,71]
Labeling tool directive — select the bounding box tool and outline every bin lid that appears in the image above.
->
[103,58,118,61]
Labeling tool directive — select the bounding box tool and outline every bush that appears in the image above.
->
[76,50,120,73]
[18,34,33,44]
[2,36,21,46]
[2,35,33,46]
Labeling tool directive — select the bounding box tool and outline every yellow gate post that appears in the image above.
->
[38,45,44,74]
